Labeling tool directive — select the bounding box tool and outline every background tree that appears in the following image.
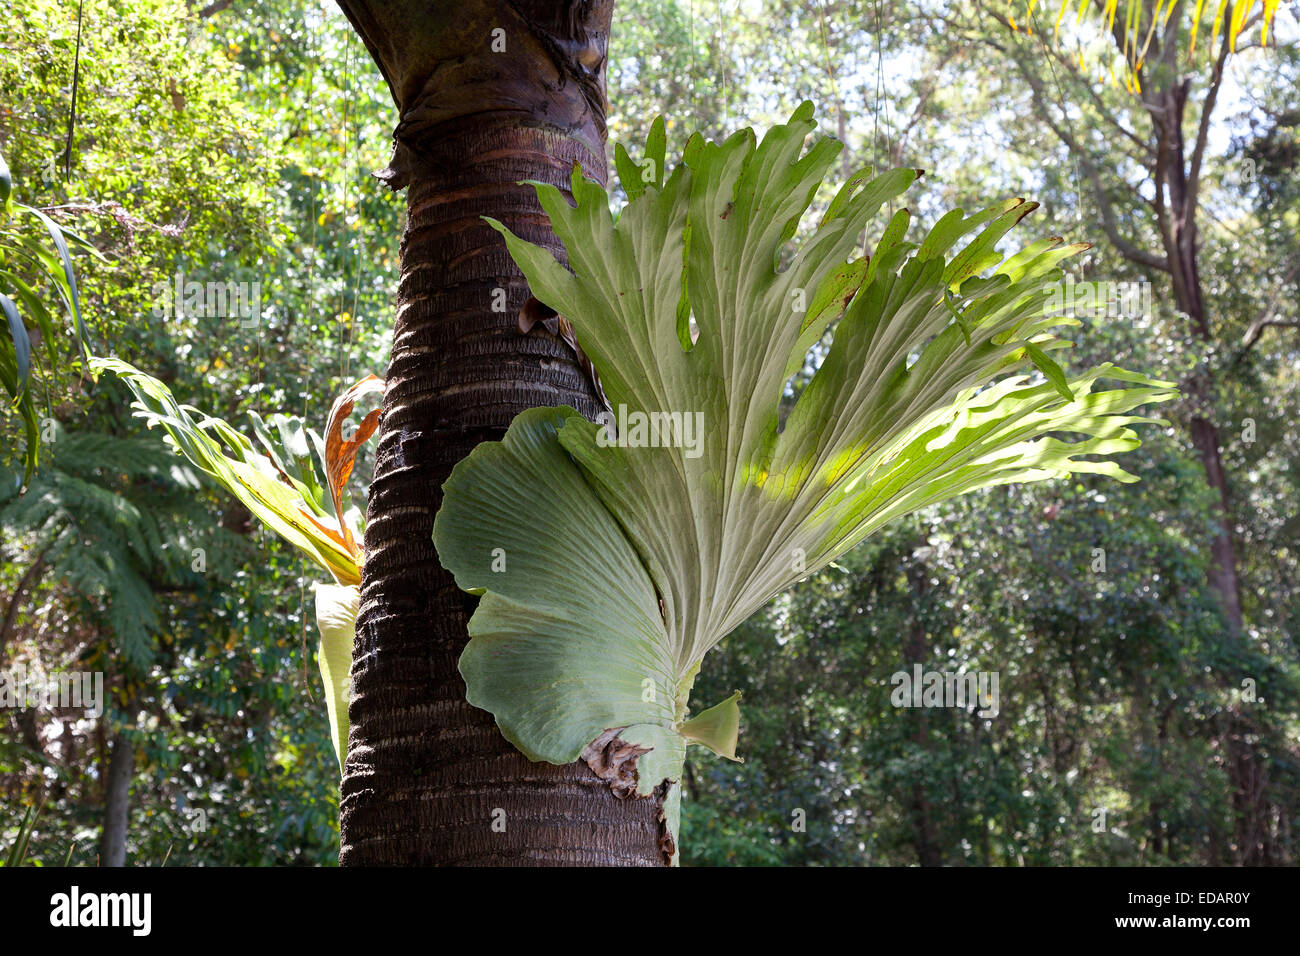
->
[960,0,1298,865]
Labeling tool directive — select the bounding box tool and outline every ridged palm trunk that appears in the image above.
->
[336,0,668,865]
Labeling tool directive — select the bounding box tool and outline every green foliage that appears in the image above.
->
[0,427,221,669]
[313,582,358,773]
[1,0,391,866]
[1,799,43,866]
[90,357,383,772]
[682,447,1251,865]
[0,147,101,487]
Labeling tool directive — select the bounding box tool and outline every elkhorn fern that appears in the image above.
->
[432,103,1176,861]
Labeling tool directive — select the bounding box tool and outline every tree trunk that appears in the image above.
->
[1147,73,1264,864]
[100,729,133,867]
[336,0,669,865]
[0,544,50,666]
[904,558,940,867]
[1147,81,1245,640]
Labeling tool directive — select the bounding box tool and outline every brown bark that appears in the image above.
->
[336,0,668,865]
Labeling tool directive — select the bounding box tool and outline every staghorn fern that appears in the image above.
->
[92,357,383,771]
[432,103,1178,861]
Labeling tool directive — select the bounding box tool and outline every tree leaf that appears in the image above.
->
[435,406,685,795]
[1,271,60,371]
[678,691,743,761]
[93,357,363,585]
[1023,339,1075,401]
[16,204,92,366]
[0,150,11,211]
[0,293,38,487]
[324,374,384,556]
[1,293,30,393]
[314,583,359,774]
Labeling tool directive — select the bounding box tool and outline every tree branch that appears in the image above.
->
[198,0,235,17]
[0,544,52,665]
[1186,27,1232,224]
[1010,50,1170,272]
[1236,257,1300,358]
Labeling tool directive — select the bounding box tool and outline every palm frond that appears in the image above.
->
[1006,0,1286,84]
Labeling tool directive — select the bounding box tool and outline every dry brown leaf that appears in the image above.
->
[324,374,385,558]
[518,297,610,411]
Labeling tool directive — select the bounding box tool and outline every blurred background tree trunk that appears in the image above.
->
[100,727,133,867]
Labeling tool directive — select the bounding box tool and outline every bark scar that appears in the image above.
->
[518,297,609,412]
[654,781,676,865]
[581,728,676,865]
[580,727,648,800]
